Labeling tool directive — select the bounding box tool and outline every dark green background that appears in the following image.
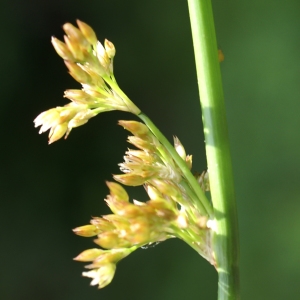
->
[1,0,300,299]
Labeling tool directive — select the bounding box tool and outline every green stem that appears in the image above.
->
[103,75,141,115]
[138,112,213,218]
[187,0,240,299]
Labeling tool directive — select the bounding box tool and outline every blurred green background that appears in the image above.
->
[1,0,300,299]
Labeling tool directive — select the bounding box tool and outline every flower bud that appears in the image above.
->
[125,149,155,164]
[96,41,110,69]
[34,108,59,133]
[104,39,116,59]
[63,23,89,48]
[145,184,177,211]
[73,224,101,237]
[113,173,147,186]
[51,37,74,61]
[127,136,156,152]
[90,248,133,266]
[68,109,97,128]
[76,20,98,48]
[118,120,149,137]
[150,179,180,198]
[48,123,68,144]
[106,197,143,218]
[64,35,85,61]
[93,232,120,249]
[185,154,193,169]
[145,185,163,200]
[106,181,129,202]
[90,217,116,232]
[64,89,95,105]
[64,61,92,84]
[173,136,186,160]
[74,248,104,262]
[103,214,130,231]
[82,263,116,288]
[94,232,131,249]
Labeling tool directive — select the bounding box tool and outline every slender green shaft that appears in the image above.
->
[187,0,240,299]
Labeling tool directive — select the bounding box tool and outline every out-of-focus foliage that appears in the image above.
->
[1,0,300,299]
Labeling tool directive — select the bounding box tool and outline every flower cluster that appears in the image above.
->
[73,120,214,288]
[34,20,215,289]
[34,20,140,144]
[73,179,178,288]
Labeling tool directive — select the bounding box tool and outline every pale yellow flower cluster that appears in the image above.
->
[73,180,177,288]
[73,120,213,288]
[34,20,140,144]
[34,103,97,144]
[74,245,132,289]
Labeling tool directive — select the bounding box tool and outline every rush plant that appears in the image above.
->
[34,1,239,299]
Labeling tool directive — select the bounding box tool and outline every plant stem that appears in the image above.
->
[187,0,240,299]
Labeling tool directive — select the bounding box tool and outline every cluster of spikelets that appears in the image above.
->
[73,120,212,288]
[34,21,214,289]
[34,20,140,144]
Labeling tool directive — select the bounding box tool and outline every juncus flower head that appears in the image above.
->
[34,20,140,144]
[74,248,132,289]
[34,103,97,144]
[73,181,179,288]
[73,120,214,289]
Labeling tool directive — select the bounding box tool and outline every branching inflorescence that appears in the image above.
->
[34,20,215,289]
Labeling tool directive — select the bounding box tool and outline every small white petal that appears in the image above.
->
[82,269,99,286]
